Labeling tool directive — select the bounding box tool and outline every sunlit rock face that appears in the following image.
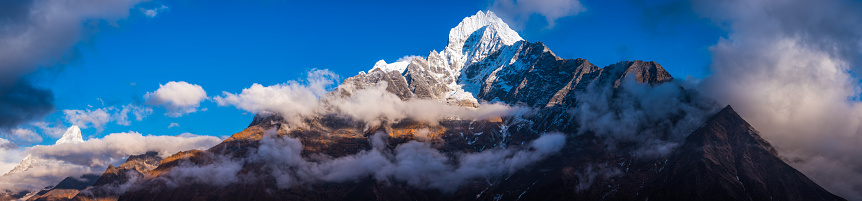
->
[6,10,838,201]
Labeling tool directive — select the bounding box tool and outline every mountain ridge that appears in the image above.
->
[5,10,840,201]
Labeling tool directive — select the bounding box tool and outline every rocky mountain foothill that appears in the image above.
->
[1,11,843,201]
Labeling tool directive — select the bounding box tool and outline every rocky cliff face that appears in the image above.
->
[27,10,843,201]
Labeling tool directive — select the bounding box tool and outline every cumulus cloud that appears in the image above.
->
[64,108,111,130]
[692,0,862,199]
[164,132,566,193]
[488,0,585,29]
[63,104,151,131]
[214,70,339,124]
[145,81,208,117]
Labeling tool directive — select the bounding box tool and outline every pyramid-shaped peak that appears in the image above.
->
[56,125,84,145]
[446,10,523,55]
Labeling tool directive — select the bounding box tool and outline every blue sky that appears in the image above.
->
[21,0,724,144]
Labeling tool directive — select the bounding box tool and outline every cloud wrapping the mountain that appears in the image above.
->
[63,108,112,130]
[690,0,862,199]
[572,78,718,157]
[165,132,566,193]
[329,83,525,127]
[0,131,219,193]
[27,132,222,168]
[145,81,208,117]
[488,0,585,29]
[214,70,339,124]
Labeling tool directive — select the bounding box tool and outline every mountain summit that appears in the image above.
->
[55,126,83,145]
[14,11,840,201]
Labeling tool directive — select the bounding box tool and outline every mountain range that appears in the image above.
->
[0,11,843,201]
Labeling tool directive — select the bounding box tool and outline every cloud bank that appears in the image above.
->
[573,78,718,157]
[0,132,221,193]
[163,132,566,193]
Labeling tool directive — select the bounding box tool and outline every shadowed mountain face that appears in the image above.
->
[27,174,99,201]
[639,106,845,201]
[18,10,841,201]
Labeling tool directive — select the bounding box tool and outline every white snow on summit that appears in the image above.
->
[5,125,84,176]
[55,125,84,145]
[357,10,526,106]
[370,60,410,74]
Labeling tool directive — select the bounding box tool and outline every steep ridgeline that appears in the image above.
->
[340,11,672,110]
[55,10,841,201]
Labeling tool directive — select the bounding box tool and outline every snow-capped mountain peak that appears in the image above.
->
[445,10,522,56]
[55,125,84,145]
[5,126,85,176]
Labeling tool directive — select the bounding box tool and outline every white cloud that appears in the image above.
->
[395,55,423,63]
[145,81,208,117]
[214,70,338,124]
[140,5,169,18]
[488,0,585,29]
[168,122,179,128]
[63,104,152,131]
[0,131,221,193]
[28,131,221,167]
[328,83,524,127]
[115,104,153,126]
[63,108,111,130]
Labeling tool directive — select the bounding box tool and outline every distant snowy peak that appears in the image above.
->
[5,126,84,176]
[56,125,84,145]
